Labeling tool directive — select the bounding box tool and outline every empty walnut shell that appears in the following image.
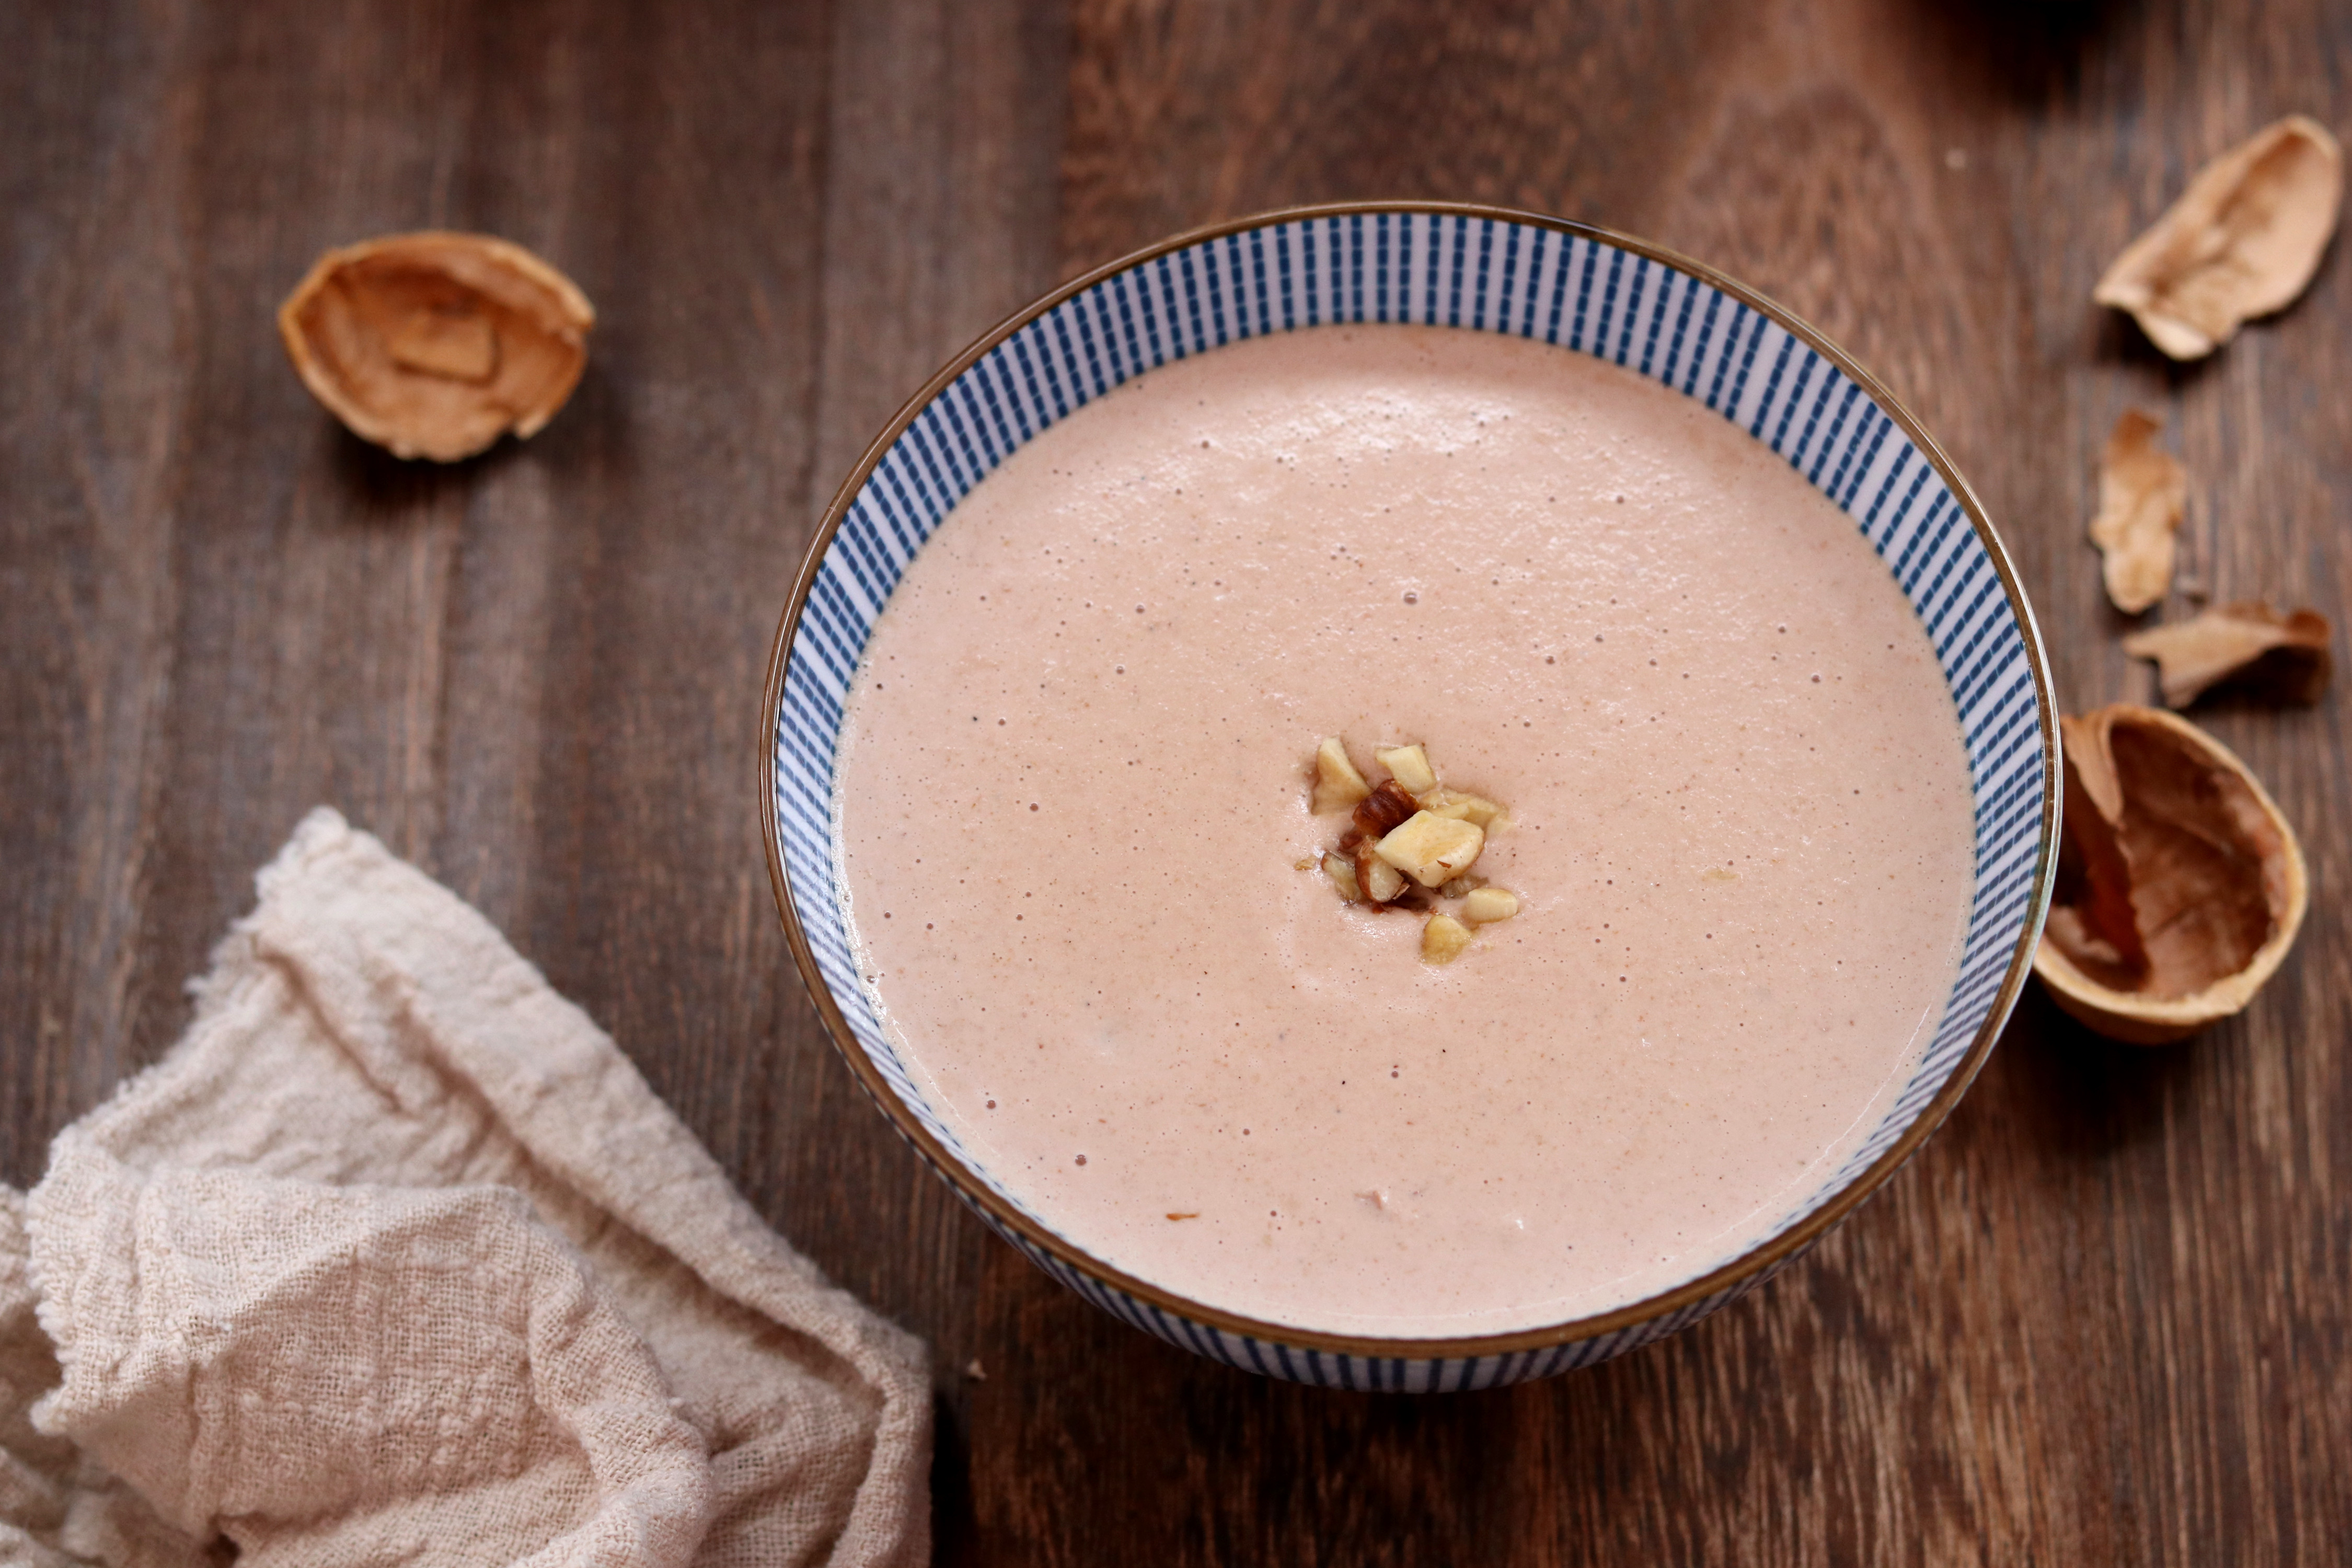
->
[2093,114,2344,360]
[2034,705,2307,1044]
[278,232,595,462]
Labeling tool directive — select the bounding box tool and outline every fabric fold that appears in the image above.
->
[8,808,928,1568]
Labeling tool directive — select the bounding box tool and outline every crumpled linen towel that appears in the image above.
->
[0,808,929,1568]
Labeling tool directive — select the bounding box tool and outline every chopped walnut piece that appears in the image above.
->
[1307,740,1517,950]
[1422,913,1474,964]
[278,231,595,462]
[1310,736,1373,813]
[1351,780,1422,841]
[2121,602,2332,707]
[1375,812,1485,888]
[2094,115,2344,360]
[1375,744,1438,794]
[2088,410,2187,615]
[1421,788,1508,829]
[1322,851,1362,901]
[1461,886,1520,924]
[2034,705,2308,1043]
[1356,847,1407,904]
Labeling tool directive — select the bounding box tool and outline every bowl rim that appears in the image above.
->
[759,199,2060,1358]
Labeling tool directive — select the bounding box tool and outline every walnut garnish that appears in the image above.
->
[1417,788,1507,830]
[1374,744,1438,795]
[2121,602,2332,707]
[1306,739,1520,958]
[1354,844,1407,904]
[278,231,594,462]
[1351,779,1422,841]
[2088,410,2187,615]
[1321,851,1362,900]
[2094,115,2344,361]
[2033,705,2307,1044]
[1460,887,1520,924]
[1310,736,1373,813]
[1422,913,1474,964]
[1375,812,1485,888]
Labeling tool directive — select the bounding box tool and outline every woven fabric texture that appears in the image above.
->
[1,809,929,1568]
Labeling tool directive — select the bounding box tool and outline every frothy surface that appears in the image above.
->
[834,325,1972,1336]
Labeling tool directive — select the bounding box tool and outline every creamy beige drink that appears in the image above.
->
[833,326,1973,1336]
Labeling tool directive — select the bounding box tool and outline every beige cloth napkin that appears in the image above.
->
[0,809,929,1568]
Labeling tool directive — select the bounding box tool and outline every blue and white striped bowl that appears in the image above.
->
[760,203,2057,1391]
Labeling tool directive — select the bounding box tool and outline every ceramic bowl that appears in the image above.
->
[760,202,2058,1391]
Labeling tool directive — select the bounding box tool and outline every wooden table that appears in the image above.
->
[5,2,2346,1561]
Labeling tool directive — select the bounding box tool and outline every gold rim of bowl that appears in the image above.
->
[758,200,2062,1362]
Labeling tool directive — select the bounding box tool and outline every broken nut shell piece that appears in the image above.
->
[279,230,596,462]
[1375,811,1485,889]
[1422,913,1474,964]
[2088,409,2188,615]
[2093,114,2344,361]
[1310,736,1373,814]
[2121,602,2332,707]
[2033,704,2307,1044]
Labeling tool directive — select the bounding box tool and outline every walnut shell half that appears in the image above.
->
[2034,705,2307,1044]
[278,232,595,462]
[2092,114,2343,361]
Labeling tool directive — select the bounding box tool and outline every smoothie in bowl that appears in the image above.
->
[764,205,2054,1388]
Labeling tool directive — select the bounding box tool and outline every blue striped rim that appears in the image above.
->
[762,205,2056,1389]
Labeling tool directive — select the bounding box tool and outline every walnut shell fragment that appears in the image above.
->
[2034,705,2307,1044]
[2093,114,2344,360]
[279,231,595,461]
[2087,409,2187,615]
[2121,602,2332,707]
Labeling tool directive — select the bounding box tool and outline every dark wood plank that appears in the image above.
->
[1,1,2347,1564]
[1036,3,2352,1565]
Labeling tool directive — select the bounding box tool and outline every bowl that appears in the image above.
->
[760,202,2058,1390]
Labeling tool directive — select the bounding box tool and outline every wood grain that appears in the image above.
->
[3,1,2347,1562]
